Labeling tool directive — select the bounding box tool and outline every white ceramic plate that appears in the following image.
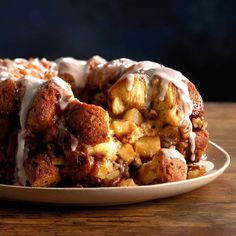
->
[0,141,230,206]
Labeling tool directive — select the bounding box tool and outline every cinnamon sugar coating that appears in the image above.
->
[0,56,209,187]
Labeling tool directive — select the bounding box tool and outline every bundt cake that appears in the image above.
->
[0,56,209,187]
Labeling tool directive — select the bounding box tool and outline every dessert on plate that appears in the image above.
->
[0,56,208,187]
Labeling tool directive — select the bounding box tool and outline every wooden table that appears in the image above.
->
[0,102,235,236]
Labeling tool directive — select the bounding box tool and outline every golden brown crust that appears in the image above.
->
[0,150,15,184]
[67,100,109,146]
[159,150,187,182]
[138,148,187,184]
[62,151,95,185]
[0,117,11,144]
[194,129,209,161]
[26,81,60,134]
[0,56,209,187]
[0,79,18,116]
[0,130,17,184]
[177,129,209,162]
[24,154,61,187]
[186,80,204,118]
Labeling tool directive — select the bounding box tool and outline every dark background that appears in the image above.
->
[0,0,235,101]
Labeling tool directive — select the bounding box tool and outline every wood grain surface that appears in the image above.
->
[0,102,235,236]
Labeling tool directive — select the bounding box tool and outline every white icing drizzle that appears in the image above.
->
[181,116,196,161]
[92,55,107,64]
[201,154,207,161]
[44,59,58,74]
[30,58,47,72]
[126,74,135,92]
[56,57,87,88]
[51,76,75,110]
[14,58,27,64]
[143,66,195,160]
[19,77,45,131]
[198,160,214,172]
[71,139,78,152]
[137,61,162,71]
[16,76,45,185]
[161,148,186,164]
[145,67,192,117]
[107,58,135,80]
[112,58,134,73]
[113,161,125,173]
[189,128,196,161]
[5,56,200,185]
[1,60,18,71]
[57,56,197,162]
[16,76,75,185]
[119,58,135,69]
[16,64,31,74]
[120,61,196,160]
[0,71,10,81]
[14,58,50,78]
[0,65,16,81]
[158,78,169,101]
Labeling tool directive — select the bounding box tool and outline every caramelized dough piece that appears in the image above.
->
[26,81,60,133]
[194,129,209,161]
[0,79,18,115]
[0,151,15,184]
[6,130,18,163]
[0,117,11,143]
[0,56,209,187]
[177,129,209,162]
[186,80,204,118]
[138,148,187,184]
[63,149,95,184]
[24,154,61,187]
[67,100,109,146]
[159,150,187,183]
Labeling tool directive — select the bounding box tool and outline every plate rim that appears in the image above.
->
[0,140,230,192]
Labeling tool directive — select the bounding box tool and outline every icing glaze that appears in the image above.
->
[16,76,76,185]
[126,74,135,92]
[161,148,186,164]
[119,60,195,161]
[198,160,214,172]
[145,67,192,117]
[3,56,201,185]
[16,76,45,185]
[56,57,87,88]
[189,128,196,161]
[51,76,75,110]
[137,61,162,71]
[0,71,10,81]
[137,66,195,160]
[71,138,79,152]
